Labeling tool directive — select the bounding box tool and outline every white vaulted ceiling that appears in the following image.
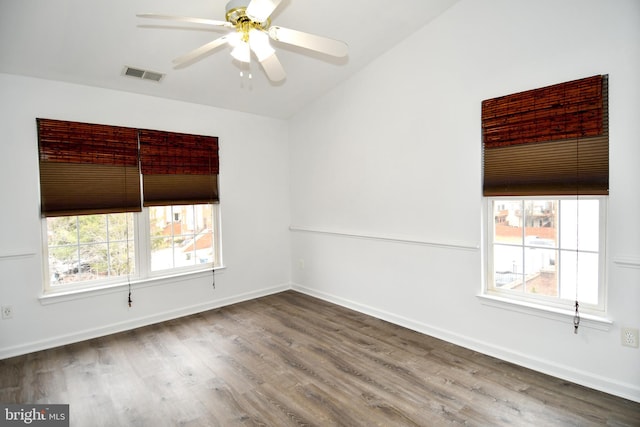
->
[0,0,460,119]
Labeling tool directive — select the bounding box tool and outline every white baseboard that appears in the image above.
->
[291,283,640,404]
[0,283,290,360]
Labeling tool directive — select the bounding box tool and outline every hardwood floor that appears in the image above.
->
[1,291,638,426]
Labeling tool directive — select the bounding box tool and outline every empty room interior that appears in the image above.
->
[1,0,639,425]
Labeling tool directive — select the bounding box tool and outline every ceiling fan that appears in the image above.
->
[137,0,349,82]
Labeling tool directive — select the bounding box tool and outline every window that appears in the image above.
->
[486,197,606,312]
[148,204,218,271]
[46,213,136,286]
[481,75,609,316]
[44,204,220,291]
[37,118,221,294]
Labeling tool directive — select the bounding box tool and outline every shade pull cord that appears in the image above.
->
[573,122,581,333]
[127,133,141,309]
[128,214,133,309]
[126,214,132,307]
[208,141,216,293]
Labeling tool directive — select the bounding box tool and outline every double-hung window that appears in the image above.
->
[45,205,220,289]
[37,119,221,294]
[482,75,608,315]
[487,197,606,312]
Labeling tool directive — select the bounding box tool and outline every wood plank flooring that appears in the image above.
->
[1,291,638,426]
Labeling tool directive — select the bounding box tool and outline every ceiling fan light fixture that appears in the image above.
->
[230,41,251,63]
[226,31,242,48]
[249,28,274,61]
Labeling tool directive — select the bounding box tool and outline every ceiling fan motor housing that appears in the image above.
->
[226,0,269,27]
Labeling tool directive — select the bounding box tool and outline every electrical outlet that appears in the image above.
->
[1,305,13,320]
[621,328,639,348]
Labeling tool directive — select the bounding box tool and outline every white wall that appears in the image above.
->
[0,74,291,357]
[1,0,638,404]
[289,0,640,401]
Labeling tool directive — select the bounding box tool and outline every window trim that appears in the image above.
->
[476,293,613,331]
[483,195,608,316]
[39,266,226,306]
[41,203,223,297]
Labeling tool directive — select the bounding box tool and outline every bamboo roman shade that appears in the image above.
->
[37,119,141,216]
[37,119,219,216]
[482,75,608,196]
[138,129,219,206]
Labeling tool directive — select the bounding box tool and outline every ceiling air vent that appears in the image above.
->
[123,66,164,82]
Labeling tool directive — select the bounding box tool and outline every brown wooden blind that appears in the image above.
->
[37,118,142,216]
[482,75,608,196]
[138,129,219,206]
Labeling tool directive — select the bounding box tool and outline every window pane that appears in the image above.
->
[493,200,523,245]
[177,244,196,268]
[524,200,557,248]
[493,245,523,289]
[108,213,134,241]
[149,204,215,271]
[109,242,135,276]
[48,246,77,284]
[559,250,599,305]
[560,199,599,252]
[88,246,109,278]
[47,216,77,246]
[195,229,215,264]
[151,236,173,271]
[78,215,106,244]
[78,243,104,281]
[524,247,558,297]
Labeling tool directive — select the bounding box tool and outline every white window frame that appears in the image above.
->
[482,196,608,319]
[40,203,223,299]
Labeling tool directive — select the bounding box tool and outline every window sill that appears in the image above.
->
[39,266,226,306]
[477,293,613,331]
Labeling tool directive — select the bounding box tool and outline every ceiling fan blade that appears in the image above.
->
[258,53,286,82]
[245,0,282,23]
[248,28,285,81]
[137,14,232,28]
[268,26,348,57]
[247,28,285,82]
[172,36,230,68]
[137,25,223,33]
